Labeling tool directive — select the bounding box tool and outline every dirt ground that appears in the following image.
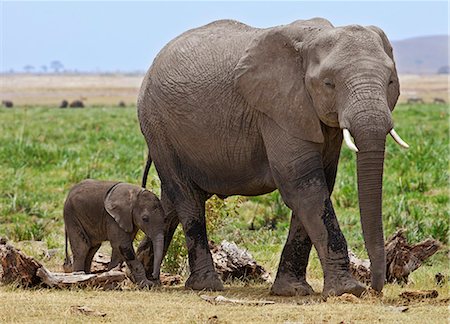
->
[1,73,448,106]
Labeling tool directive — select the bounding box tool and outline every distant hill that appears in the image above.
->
[392,35,449,74]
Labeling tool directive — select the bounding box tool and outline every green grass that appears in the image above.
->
[0,104,448,276]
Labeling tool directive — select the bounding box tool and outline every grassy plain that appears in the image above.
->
[0,99,448,322]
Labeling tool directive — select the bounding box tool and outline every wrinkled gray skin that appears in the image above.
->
[137,18,400,297]
[64,180,165,287]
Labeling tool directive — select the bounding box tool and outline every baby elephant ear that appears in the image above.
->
[234,28,324,143]
[104,183,138,233]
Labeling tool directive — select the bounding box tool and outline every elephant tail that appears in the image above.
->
[63,226,72,272]
[142,151,152,188]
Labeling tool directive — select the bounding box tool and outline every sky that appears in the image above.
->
[1,1,449,73]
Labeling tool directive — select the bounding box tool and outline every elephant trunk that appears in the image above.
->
[343,100,393,292]
[151,233,164,281]
[356,142,386,291]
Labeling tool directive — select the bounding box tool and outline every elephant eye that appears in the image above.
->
[388,80,394,85]
[324,78,335,89]
[142,215,150,222]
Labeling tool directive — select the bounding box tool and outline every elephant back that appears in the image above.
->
[139,20,261,110]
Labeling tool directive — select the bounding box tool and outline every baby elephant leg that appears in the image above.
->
[108,248,123,270]
[66,224,91,273]
[115,242,157,288]
[84,244,101,273]
[72,245,90,273]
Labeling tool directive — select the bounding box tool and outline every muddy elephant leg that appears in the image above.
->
[137,188,180,278]
[271,213,314,296]
[271,141,339,297]
[84,244,101,273]
[172,185,222,291]
[271,126,342,295]
[265,136,365,297]
[291,163,364,297]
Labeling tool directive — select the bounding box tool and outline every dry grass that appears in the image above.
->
[1,73,448,106]
[399,74,449,103]
[0,74,142,106]
[0,281,448,323]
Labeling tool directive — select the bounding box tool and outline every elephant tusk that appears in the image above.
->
[390,129,410,149]
[343,129,359,152]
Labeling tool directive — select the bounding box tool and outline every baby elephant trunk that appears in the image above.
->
[151,233,165,281]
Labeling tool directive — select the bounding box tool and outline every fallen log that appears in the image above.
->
[349,229,443,285]
[209,240,272,283]
[0,237,42,287]
[37,267,127,289]
[70,305,107,317]
[348,250,371,285]
[0,238,181,289]
[385,229,443,284]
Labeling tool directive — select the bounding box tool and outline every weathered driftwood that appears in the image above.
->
[349,229,443,285]
[0,238,180,288]
[70,306,107,317]
[201,294,275,306]
[385,229,442,284]
[37,267,127,289]
[348,250,372,284]
[91,252,113,273]
[0,237,42,287]
[209,240,272,283]
[89,253,182,286]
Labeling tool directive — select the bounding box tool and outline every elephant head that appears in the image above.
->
[235,18,408,292]
[104,183,165,280]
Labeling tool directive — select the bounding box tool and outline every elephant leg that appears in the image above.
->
[271,126,341,295]
[264,135,365,297]
[71,244,89,273]
[114,240,155,288]
[321,125,342,195]
[136,188,180,278]
[108,247,123,270]
[287,168,363,297]
[270,212,314,296]
[271,131,341,297]
[169,184,222,291]
[65,221,90,273]
[84,244,101,273]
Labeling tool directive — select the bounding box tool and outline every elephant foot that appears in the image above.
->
[270,274,314,296]
[137,278,161,289]
[323,274,366,298]
[185,270,224,291]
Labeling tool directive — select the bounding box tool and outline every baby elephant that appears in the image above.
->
[63,179,164,288]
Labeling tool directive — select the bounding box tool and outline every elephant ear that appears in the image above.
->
[104,183,138,233]
[367,25,400,111]
[234,29,324,143]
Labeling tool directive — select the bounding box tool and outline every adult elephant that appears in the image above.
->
[136,18,409,297]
